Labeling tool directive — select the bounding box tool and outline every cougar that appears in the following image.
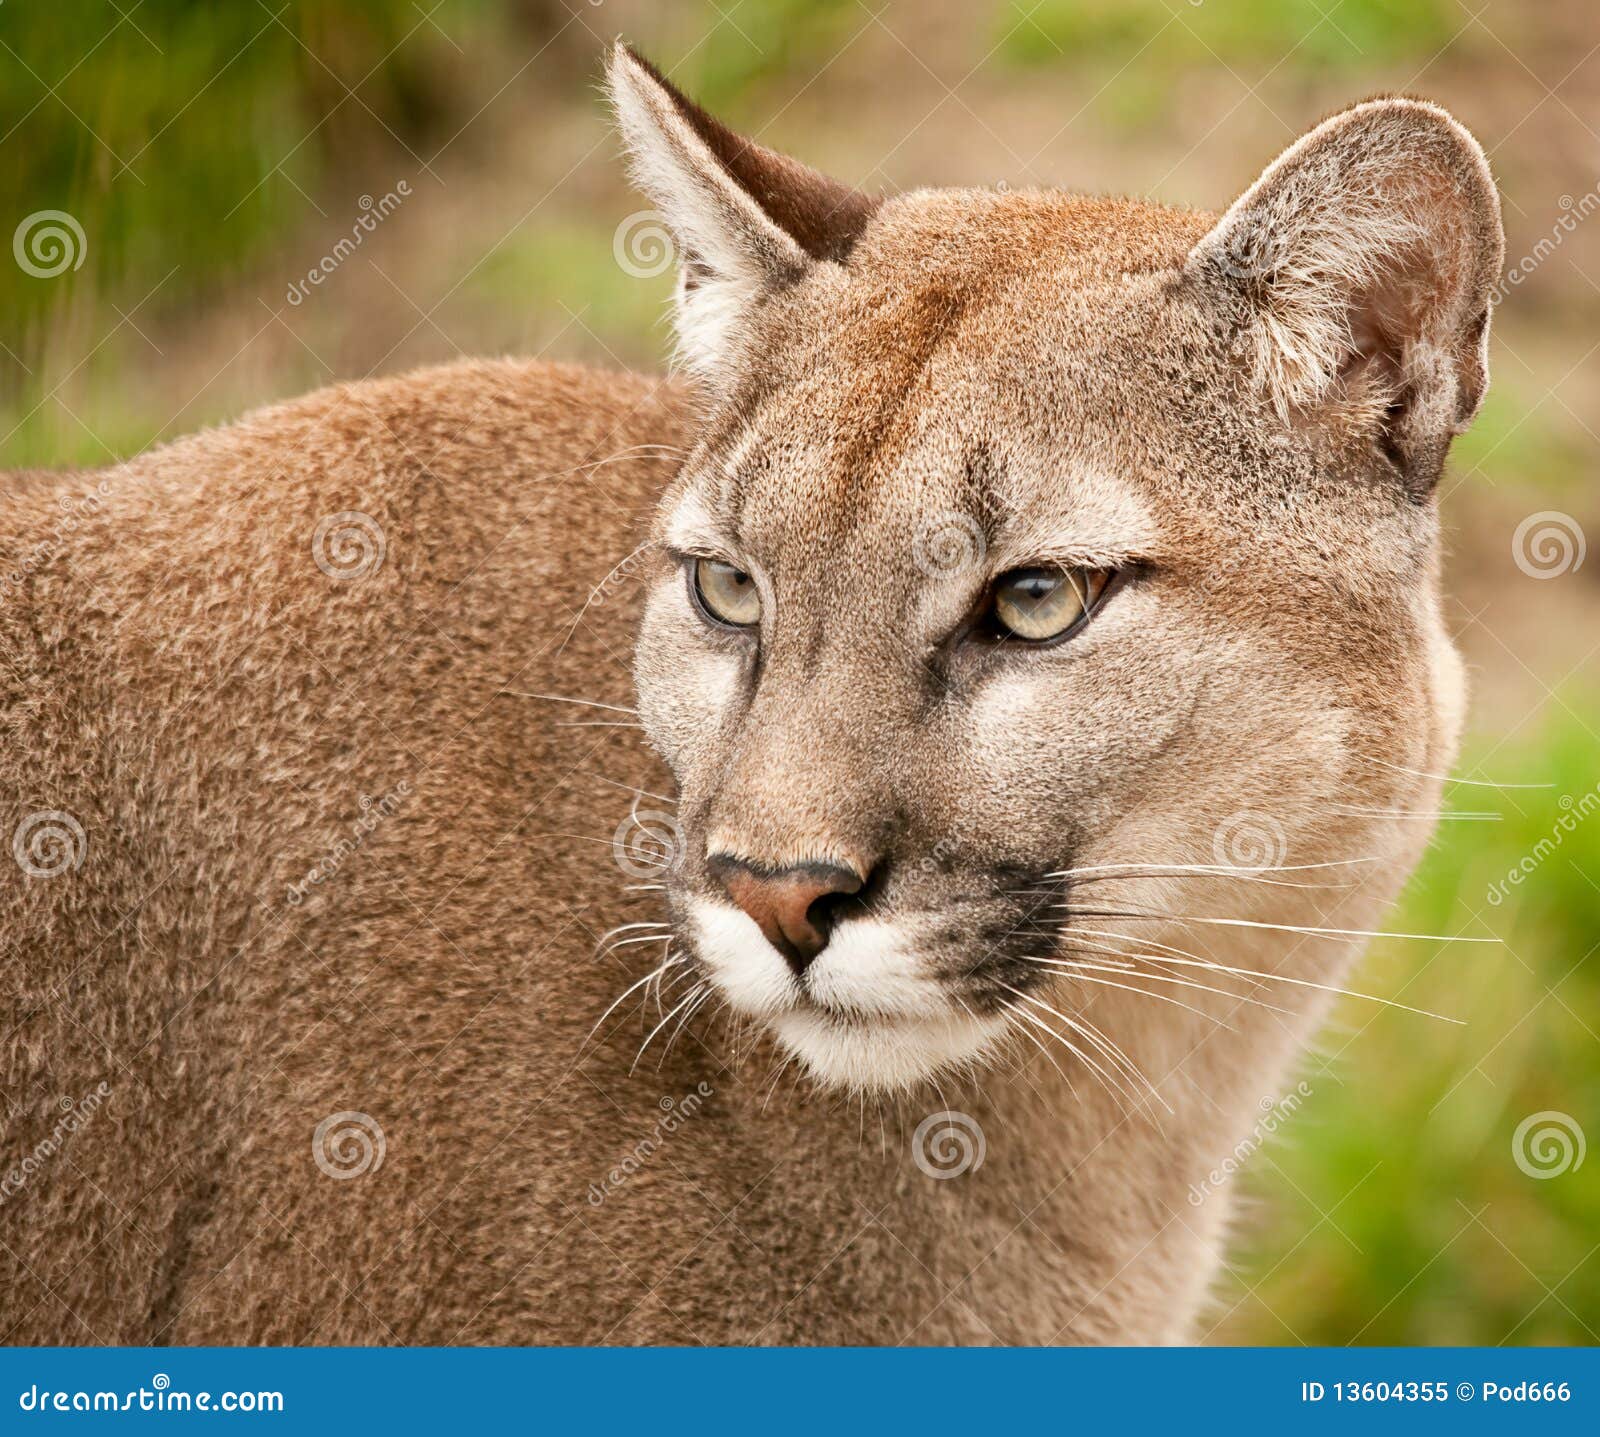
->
[1,45,1502,1345]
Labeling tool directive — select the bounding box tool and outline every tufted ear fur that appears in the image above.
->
[606,44,880,384]
[1188,98,1504,494]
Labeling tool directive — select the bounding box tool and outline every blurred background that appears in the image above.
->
[2,0,1595,1345]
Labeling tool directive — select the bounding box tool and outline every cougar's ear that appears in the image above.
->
[606,43,879,383]
[1187,98,1504,494]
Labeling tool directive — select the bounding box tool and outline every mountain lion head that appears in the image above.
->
[609,47,1502,1093]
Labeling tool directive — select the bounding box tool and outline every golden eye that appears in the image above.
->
[692,558,761,628]
[990,567,1108,642]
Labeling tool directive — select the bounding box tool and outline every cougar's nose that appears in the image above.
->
[708,855,865,975]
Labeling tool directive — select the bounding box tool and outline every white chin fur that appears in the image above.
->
[687,898,1005,1092]
[689,899,800,1016]
[769,1009,1005,1093]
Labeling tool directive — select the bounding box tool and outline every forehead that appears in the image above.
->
[674,209,1211,564]
[666,413,1162,582]
[731,192,1208,423]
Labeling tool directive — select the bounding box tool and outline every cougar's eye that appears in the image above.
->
[691,558,761,628]
[990,567,1109,642]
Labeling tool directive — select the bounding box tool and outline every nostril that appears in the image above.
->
[803,887,858,943]
[709,854,869,976]
[778,864,865,972]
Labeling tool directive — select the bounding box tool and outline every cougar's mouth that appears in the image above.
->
[685,896,1007,1091]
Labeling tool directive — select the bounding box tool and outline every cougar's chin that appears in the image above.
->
[686,898,1006,1093]
[769,1009,1006,1093]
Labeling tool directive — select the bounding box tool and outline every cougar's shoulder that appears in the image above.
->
[0,356,696,1343]
[2,355,687,669]
[1,355,691,911]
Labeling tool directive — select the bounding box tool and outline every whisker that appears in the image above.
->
[1062,906,1498,945]
[1358,755,1551,789]
[1046,858,1376,879]
[530,832,669,867]
[1003,984,1169,1115]
[499,691,639,717]
[556,537,658,657]
[554,720,646,729]
[1050,948,1295,1020]
[1038,960,1245,1027]
[1065,923,1248,974]
[1050,867,1361,893]
[586,953,688,1047]
[1333,805,1500,821]
[631,983,709,1072]
[650,960,699,1016]
[761,1047,800,1112]
[1018,859,1380,901]
[657,985,716,1068]
[580,772,678,804]
[1003,998,1139,1115]
[1062,925,1463,1023]
[598,932,674,962]
[595,920,671,947]
[1051,933,1291,1011]
[1052,1003,1172,1122]
[997,1009,1079,1097]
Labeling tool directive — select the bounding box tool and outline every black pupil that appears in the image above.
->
[1006,570,1058,608]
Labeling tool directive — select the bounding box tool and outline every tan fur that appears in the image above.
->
[0,49,1501,1345]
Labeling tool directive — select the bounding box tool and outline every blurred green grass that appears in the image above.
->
[2,0,1595,1347]
[998,0,1464,71]
[1221,704,1600,1344]
[993,0,1474,129]
[1451,385,1595,496]
[0,1,477,350]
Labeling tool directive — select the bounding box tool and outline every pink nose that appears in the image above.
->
[708,857,865,974]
